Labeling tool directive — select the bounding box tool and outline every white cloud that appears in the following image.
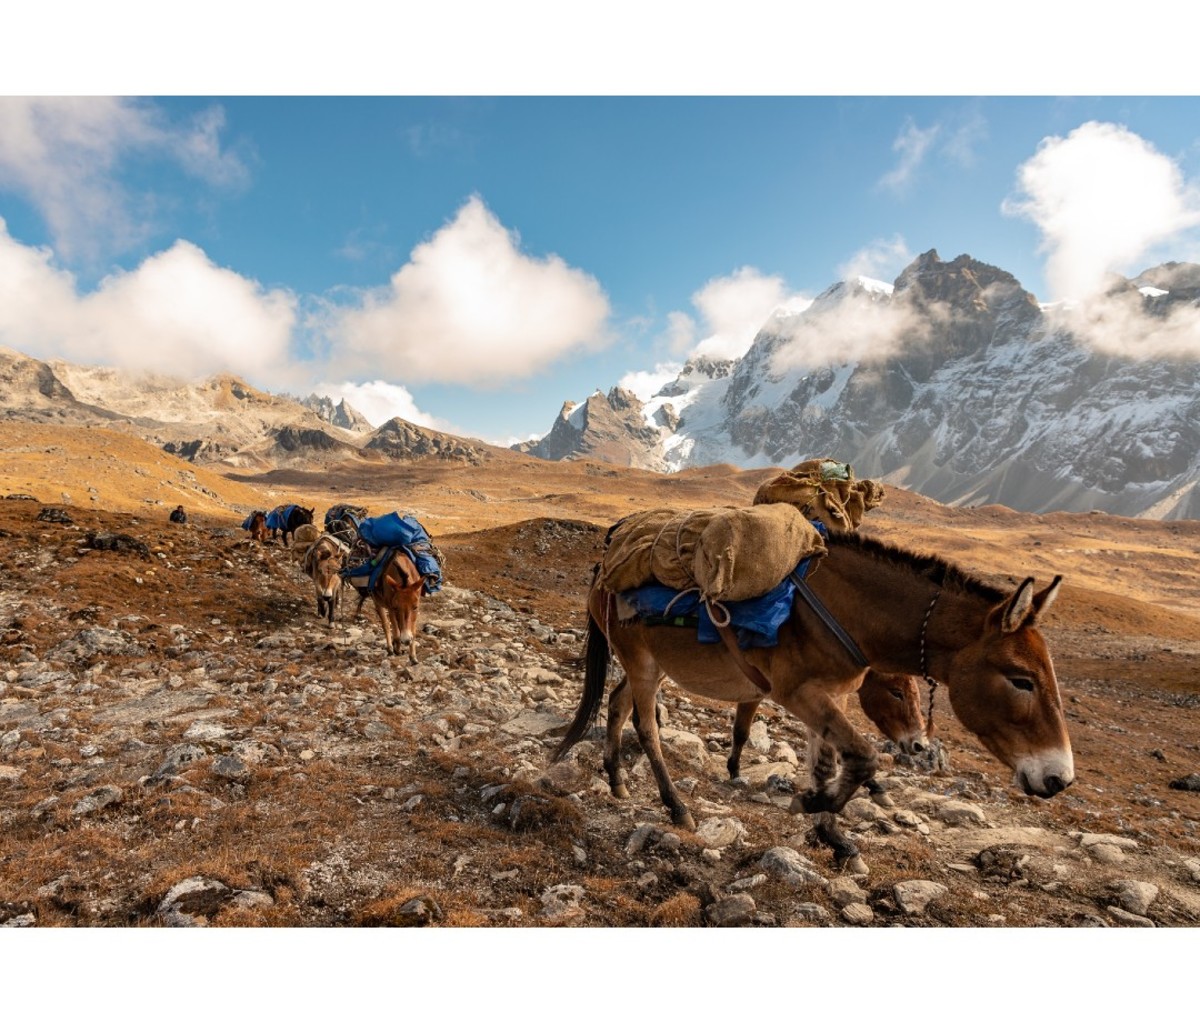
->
[330,195,611,385]
[0,218,295,378]
[664,310,697,355]
[941,108,987,168]
[617,362,684,402]
[769,289,931,374]
[877,118,940,195]
[310,379,449,430]
[1003,120,1200,300]
[0,97,248,263]
[1050,290,1200,360]
[687,267,802,360]
[837,235,913,285]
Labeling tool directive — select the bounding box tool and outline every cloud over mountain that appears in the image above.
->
[327,195,612,386]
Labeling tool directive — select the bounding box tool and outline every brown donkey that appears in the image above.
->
[553,529,1073,862]
[302,533,348,626]
[357,548,425,663]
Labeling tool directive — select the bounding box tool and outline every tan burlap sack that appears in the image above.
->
[291,523,321,559]
[599,508,714,593]
[753,457,884,533]
[693,502,824,602]
[600,503,825,601]
[843,478,885,529]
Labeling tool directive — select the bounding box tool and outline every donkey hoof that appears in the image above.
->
[869,791,896,809]
[671,808,697,832]
[840,854,870,876]
[611,783,630,800]
[791,790,830,815]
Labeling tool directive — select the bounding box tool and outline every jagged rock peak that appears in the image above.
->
[894,249,1038,316]
[364,417,485,464]
[605,386,643,412]
[300,393,373,432]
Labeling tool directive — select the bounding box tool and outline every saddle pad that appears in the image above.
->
[619,552,819,649]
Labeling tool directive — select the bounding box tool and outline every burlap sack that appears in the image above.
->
[291,522,321,559]
[693,502,824,602]
[600,503,825,601]
[753,457,884,533]
[843,478,885,529]
[599,508,715,593]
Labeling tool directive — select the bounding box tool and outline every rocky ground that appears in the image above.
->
[2,496,1199,933]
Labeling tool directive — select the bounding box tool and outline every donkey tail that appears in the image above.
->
[551,609,610,763]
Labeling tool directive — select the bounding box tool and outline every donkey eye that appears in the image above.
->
[889,689,904,701]
[1007,676,1035,692]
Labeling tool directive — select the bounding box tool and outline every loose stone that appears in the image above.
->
[705,894,757,927]
[894,880,948,916]
[841,902,874,926]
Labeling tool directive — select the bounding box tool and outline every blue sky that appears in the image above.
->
[4,8,1200,444]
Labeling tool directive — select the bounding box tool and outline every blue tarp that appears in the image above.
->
[620,553,819,649]
[343,512,442,595]
[265,504,296,532]
[357,512,427,549]
[240,512,260,530]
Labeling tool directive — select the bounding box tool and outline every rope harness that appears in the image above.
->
[918,589,942,732]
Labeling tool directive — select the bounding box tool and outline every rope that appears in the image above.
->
[919,589,942,732]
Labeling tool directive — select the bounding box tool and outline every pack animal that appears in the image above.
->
[553,528,1073,870]
[267,504,314,547]
[349,548,426,663]
[247,511,268,544]
[302,533,349,625]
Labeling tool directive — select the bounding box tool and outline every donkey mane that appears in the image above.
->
[825,529,1007,603]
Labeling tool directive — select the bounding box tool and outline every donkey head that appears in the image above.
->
[946,576,1074,798]
[857,669,929,754]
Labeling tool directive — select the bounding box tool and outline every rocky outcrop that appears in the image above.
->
[514,388,666,470]
[363,417,487,464]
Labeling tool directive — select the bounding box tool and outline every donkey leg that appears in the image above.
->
[728,700,761,780]
[627,677,695,831]
[604,677,635,799]
[374,597,395,655]
[803,729,866,872]
[776,691,877,816]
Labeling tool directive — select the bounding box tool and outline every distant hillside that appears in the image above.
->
[0,347,511,474]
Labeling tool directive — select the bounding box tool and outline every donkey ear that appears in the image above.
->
[994,577,1035,634]
[1029,575,1063,624]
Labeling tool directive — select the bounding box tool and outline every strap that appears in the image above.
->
[788,572,870,669]
[714,623,772,694]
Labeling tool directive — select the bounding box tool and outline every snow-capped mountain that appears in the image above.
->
[518,251,1200,519]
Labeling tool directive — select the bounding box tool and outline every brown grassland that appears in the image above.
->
[1,420,1199,938]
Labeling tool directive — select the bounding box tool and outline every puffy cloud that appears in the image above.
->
[330,195,611,385]
[1003,121,1200,300]
[0,218,296,378]
[1050,290,1200,361]
[664,310,698,355]
[687,267,805,360]
[769,288,931,374]
[310,379,449,430]
[617,362,684,402]
[0,97,248,262]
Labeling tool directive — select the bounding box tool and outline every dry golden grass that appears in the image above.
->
[3,422,1200,930]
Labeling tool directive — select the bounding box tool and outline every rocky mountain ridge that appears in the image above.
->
[0,347,502,472]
